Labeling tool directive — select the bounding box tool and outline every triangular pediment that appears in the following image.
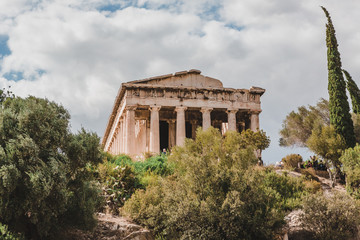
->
[128,69,223,88]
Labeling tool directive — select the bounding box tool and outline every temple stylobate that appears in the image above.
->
[102,69,265,156]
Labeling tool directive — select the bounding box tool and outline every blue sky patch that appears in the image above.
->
[98,3,124,12]
[225,23,244,31]
[200,3,222,21]
[3,71,24,81]
[0,35,11,59]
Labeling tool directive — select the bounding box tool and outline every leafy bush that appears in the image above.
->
[111,154,174,177]
[301,192,360,240]
[0,223,23,240]
[282,154,303,169]
[124,128,305,240]
[95,153,173,215]
[97,161,140,214]
[0,97,103,239]
[340,144,360,198]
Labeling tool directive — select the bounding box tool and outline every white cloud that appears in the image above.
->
[0,0,360,163]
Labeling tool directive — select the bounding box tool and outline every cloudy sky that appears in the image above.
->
[1,0,359,164]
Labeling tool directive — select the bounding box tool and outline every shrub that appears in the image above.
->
[0,223,23,240]
[302,180,322,193]
[0,97,103,239]
[282,154,303,169]
[301,192,360,240]
[96,153,173,215]
[124,128,305,240]
[340,144,360,198]
[97,161,140,214]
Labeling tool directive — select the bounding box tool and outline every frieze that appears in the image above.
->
[123,84,262,103]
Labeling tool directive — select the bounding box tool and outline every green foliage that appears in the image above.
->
[124,128,305,240]
[0,88,14,105]
[111,154,174,178]
[97,161,140,214]
[306,125,346,165]
[0,223,23,240]
[279,98,329,147]
[0,97,103,239]
[344,69,360,114]
[281,154,303,169]
[301,192,360,240]
[352,113,360,143]
[306,124,346,186]
[94,153,173,215]
[322,6,355,148]
[340,144,360,198]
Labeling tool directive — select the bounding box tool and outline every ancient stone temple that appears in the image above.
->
[102,69,265,156]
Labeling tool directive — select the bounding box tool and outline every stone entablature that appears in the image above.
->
[102,70,265,156]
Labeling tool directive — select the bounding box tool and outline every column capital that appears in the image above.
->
[150,105,161,112]
[227,108,238,114]
[166,119,176,124]
[175,106,187,112]
[200,107,213,113]
[250,110,262,115]
[125,105,137,111]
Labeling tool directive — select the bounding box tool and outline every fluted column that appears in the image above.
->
[227,109,237,132]
[125,106,136,155]
[121,117,126,153]
[149,106,161,153]
[250,111,261,132]
[201,107,213,130]
[175,106,187,146]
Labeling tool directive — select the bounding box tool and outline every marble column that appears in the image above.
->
[121,117,126,153]
[250,111,261,132]
[175,106,187,146]
[149,106,161,153]
[227,109,237,132]
[201,107,213,130]
[167,119,176,149]
[125,106,136,155]
[119,118,123,153]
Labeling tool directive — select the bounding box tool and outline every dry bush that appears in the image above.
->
[282,154,303,169]
[303,180,322,193]
[301,192,360,240]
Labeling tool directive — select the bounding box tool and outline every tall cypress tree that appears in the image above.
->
[343,69,360,114]
[321,6,355,148]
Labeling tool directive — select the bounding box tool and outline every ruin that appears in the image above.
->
[102,69,265,156]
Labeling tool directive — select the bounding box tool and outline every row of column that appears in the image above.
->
[110,105,260,155]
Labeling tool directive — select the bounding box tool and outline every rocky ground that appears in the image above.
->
[278,170,347,240]
[65,213,154,240]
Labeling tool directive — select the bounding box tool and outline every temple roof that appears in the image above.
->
[127,69,224,88]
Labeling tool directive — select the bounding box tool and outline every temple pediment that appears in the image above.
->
[128,69,223,88]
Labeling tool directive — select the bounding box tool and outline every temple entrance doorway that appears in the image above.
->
[160,121,169,152]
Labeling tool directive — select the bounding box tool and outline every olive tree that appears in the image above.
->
[0,96,103,239]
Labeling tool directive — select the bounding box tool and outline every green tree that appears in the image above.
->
[279,98,329,147]
[124,128,305,240]
[322,6,355,148]
[0,97,103,239]
[306,125,346,187]
[343,69,360,114]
